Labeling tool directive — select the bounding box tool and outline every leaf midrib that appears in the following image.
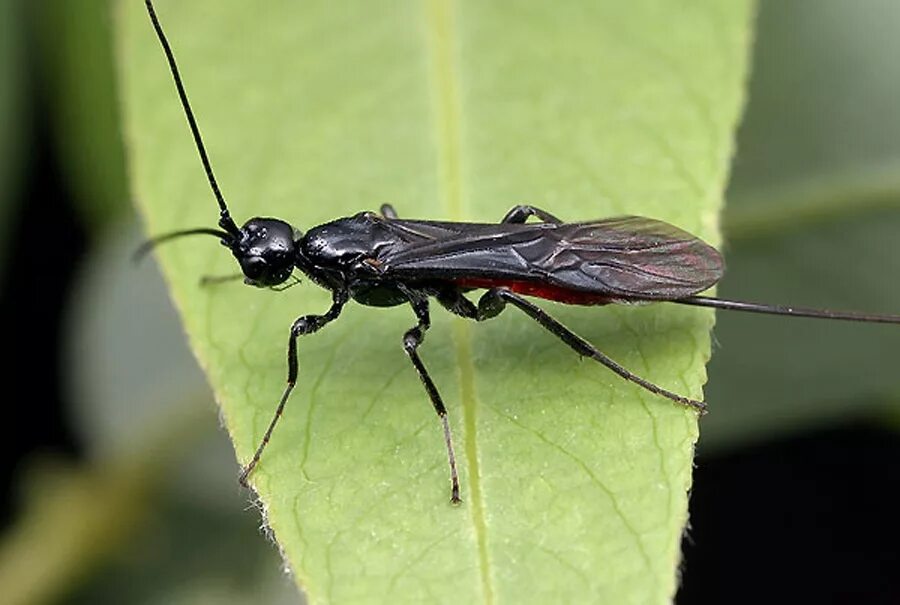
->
[424,0,494,602]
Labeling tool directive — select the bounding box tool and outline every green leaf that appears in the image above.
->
[118,2,753,603]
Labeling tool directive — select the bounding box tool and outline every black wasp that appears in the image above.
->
[140,0,900,503]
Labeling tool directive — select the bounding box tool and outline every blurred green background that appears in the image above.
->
[0,1,898,604]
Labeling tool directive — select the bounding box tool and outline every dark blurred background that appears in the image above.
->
[1,1,898,603]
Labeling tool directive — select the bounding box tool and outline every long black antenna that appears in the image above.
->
[133,227,233,262]
[144,0,241,237]
[676,295,900,324]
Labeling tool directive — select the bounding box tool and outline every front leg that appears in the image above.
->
[238,289,349,486]
[199,273,243,287]
[400,290,462,504]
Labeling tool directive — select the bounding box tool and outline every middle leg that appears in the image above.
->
[400,291,462,504]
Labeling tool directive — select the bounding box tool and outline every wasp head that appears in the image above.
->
[229,218,299,287]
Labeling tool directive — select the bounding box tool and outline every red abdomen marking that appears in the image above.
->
[454,278,612,306]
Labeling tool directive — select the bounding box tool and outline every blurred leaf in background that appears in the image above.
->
[704,0,900,447]
[0,0,26,277]
[31,0,129,231]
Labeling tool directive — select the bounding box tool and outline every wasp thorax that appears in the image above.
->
[232,217,298,287]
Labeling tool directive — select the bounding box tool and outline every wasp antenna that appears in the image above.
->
[133,227,232,263]
[144,0,241,237]
[675,295,900,325]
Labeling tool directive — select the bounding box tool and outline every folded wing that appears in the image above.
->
[380,216,723,300]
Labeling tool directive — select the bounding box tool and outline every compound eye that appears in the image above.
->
[242,256,267,281]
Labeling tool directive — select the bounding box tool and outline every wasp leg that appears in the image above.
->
[270,275,302,292]
[501,205,563,224]
[238,290,349,487]
[380,203,399,219]
[473,288,708,414]
[436,287,478,319]
[400,291,462,504]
